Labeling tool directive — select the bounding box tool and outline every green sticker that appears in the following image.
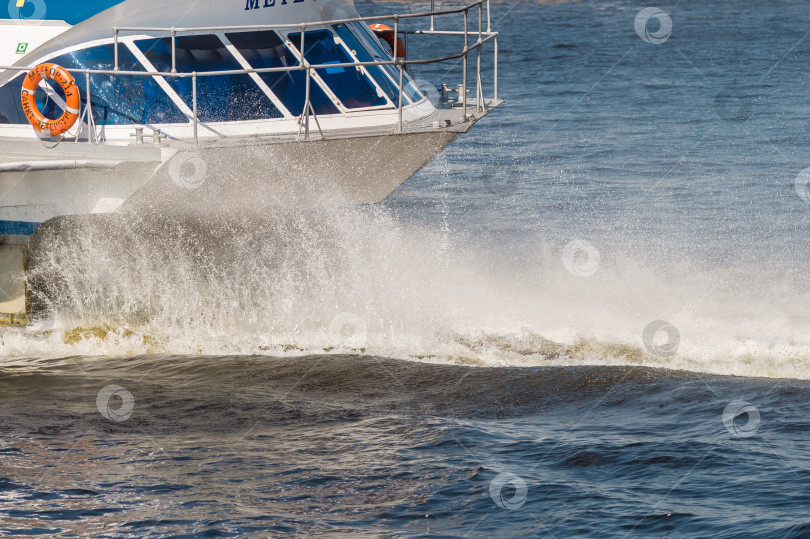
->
[16,43,28,55]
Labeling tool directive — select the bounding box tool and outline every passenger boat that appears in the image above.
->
[0,0,501,325]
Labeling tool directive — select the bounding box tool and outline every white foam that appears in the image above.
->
[2,205,809,380]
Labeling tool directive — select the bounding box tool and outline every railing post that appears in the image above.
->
[300,23,306,60]
[171,28,177,75]
[398,60,404,133]
[393,15,399,60]
[494,35,498,101]
[85,70,94,143]
[430,0,435,33]
[486,0,491,34]
[477,1,483,112]
[192,72,198,146]
[113,27,119,72]
[305,66,311,140]
[462,9,468,121]
[297,24,310,141]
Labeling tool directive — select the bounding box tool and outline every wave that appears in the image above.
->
[2,203,810,380]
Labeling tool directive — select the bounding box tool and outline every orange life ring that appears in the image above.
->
[20,63,81,137]
[370,24,406,59]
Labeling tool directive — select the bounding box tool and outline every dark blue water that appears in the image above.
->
[4,0,810,536]
[3,356,810,537]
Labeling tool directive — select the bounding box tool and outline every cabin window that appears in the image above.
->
[225,30,338,116]
[0,79,25,124]
[0,75,61,124]
[287,30,387,110]
[332,23,402,104]
[135,34,283,122]
[345,22,424,105]
[0,44,183,126]
[46,44,185,125]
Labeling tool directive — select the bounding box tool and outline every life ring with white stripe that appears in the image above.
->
[20,63,81,136]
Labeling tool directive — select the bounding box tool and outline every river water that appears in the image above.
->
[3,0,810,536]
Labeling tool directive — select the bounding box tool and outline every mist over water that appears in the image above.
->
[0,1,809,382]
[5,0,809,380]
[1,202,809,379]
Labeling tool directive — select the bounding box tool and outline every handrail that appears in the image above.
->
[0,32,498,76]
[1,0,500,145]
[0,34,497,76]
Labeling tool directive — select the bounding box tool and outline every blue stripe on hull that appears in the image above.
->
[0,220,41,236]
[2,0,124,25]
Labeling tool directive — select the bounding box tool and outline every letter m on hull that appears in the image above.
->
[245,0,260,10]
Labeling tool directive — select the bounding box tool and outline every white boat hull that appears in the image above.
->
[125,130,462,215]
[1,125,466,225]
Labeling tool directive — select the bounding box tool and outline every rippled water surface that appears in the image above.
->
[4,0,810,536]
[4,356,810,537]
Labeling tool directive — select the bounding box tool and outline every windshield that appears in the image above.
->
[46,44,184,126]
[226,30,338,116]
[288,29,388,110]
[136,34,283,122]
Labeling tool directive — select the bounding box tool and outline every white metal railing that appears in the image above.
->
[1,0,500,145]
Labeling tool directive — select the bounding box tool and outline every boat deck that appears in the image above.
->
[0,99,501,170]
